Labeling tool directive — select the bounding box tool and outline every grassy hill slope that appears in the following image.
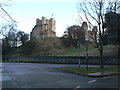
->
[5,37,64,57]
[4,37,119,57]
[51,45,119,56]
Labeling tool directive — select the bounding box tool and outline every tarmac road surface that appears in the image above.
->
[1,63,119,88]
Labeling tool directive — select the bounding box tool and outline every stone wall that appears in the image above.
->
[3,56,119,65]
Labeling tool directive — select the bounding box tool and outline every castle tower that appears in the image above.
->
[50,18,56,33]
[42,16,46,24]
[31,16,56,40]
[36,18,40,25]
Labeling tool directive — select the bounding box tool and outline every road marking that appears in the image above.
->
[73,86,81,90]
[88,80,96,83]
[76,86,81,88]
[0,76,12,81]
[104,76,110,79]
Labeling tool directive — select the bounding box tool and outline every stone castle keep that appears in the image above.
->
[30,16,56,39]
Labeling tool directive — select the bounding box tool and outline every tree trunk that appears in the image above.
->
[98,20,104,68]
[99,39,104,68]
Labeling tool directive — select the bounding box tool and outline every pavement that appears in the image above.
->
[87,71,120,77]
[59,68,120,77]
[56,64,119,77]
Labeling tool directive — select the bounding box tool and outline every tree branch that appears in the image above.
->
[0,4,16,22]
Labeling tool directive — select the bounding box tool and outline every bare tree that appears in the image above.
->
[0,0,17,38]
[1,22,17,47]
[106,0,120,13]
[0,0,16,22]
[0,0,17,57]
[77,0,119,68]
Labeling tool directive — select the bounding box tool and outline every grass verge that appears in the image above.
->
[58,67,120,75]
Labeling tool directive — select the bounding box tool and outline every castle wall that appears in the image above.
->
[31,26,40,39]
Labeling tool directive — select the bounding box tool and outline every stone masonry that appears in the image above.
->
[30,16,56,39]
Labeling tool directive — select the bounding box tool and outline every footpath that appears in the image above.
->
[87,71,120,77]
[58,65,120,77]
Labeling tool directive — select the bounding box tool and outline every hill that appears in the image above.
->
[4,37,64,57]
[3,38,119,57]
[51,45,119,56]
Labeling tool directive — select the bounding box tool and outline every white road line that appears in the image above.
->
[73,86,81,90]
[76,86,81,88]
[88,80,96,83]
[104,76,110,79]
[0,76,12,81]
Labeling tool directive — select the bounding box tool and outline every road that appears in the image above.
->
[1,63,119,88]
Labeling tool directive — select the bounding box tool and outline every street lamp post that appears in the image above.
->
[77,40,81,67]
[82,21,88,70]
[85,34,88,70]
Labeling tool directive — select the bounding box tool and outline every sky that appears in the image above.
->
[1,0,120,38]
[1,0,80,37]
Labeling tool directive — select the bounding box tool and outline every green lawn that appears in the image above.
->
[51,45,97,56]
[51,45,118,56]
[58,67,120,74]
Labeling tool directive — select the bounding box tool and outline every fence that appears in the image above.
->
[2,56,120,65]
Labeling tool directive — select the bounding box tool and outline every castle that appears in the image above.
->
[30,16,56,39]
